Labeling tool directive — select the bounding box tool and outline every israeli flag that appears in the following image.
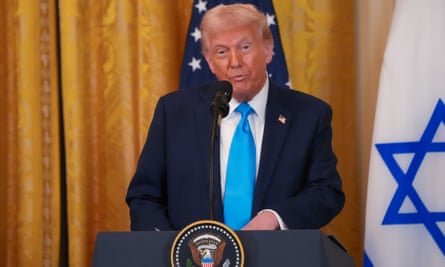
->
[364,0,445,266]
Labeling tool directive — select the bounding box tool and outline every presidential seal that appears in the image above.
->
[171,220,245,267]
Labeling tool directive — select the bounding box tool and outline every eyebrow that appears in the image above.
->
[211,36,253,49]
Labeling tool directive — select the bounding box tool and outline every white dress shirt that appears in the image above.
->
[220,78,287,229]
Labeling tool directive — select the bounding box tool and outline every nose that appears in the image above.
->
[229,50,242,68]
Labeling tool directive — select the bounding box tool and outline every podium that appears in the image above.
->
[92,230,354,267]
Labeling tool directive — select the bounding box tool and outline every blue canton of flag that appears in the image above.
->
[179,0,290,89]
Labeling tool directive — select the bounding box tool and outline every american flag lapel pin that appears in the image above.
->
[278,114,287,124]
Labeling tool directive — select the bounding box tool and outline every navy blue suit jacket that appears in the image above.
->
[126,81,344,231]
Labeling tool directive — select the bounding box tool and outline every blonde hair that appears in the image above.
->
[200,3,273,52]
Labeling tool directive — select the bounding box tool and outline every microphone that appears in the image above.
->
[211,80,232,118]
[208,81,232,221]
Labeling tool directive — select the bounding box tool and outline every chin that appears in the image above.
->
[232,91,253,102]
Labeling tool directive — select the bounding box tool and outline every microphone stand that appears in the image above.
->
[208,82,232,221]
[208,111,221,220]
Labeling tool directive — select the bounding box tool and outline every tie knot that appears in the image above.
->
[236,102,254,118]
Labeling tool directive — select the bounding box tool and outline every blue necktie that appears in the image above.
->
[224,103,256,230]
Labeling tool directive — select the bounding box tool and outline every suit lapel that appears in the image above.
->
[253,84,291,214]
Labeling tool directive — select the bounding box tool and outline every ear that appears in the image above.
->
[264,41,274,64]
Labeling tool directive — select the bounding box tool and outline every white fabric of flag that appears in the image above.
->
[364,0,445,266]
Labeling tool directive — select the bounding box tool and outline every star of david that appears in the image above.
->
[375,99,445,255]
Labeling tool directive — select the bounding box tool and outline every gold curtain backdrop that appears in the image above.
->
[0,0,61,266]
[59,1,190,266]
[0,0,374,266]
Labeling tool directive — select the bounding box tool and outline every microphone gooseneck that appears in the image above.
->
[209,81,233,221]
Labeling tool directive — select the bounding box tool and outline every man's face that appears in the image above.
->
[203,24,273,102]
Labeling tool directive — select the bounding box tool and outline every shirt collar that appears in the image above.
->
[227,76,269,121]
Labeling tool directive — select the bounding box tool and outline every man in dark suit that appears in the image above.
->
[126,3,344,231]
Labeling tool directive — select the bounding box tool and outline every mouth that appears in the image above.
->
[230,74,246,82]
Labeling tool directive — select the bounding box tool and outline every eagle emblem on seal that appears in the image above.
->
[188,234,226,267]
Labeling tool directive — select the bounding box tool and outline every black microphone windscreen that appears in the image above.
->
[217,80,233,101]
[211,81,233,118]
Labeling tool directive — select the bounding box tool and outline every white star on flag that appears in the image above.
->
[190,27,201,42]
[266,13,276,26]
[188,57,202,72]
[195,0,207,14]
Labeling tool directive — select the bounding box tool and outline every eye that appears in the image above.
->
[215,48,227,57]
[240,43,251,52]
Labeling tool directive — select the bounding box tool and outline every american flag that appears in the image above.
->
[179,0,290,89]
